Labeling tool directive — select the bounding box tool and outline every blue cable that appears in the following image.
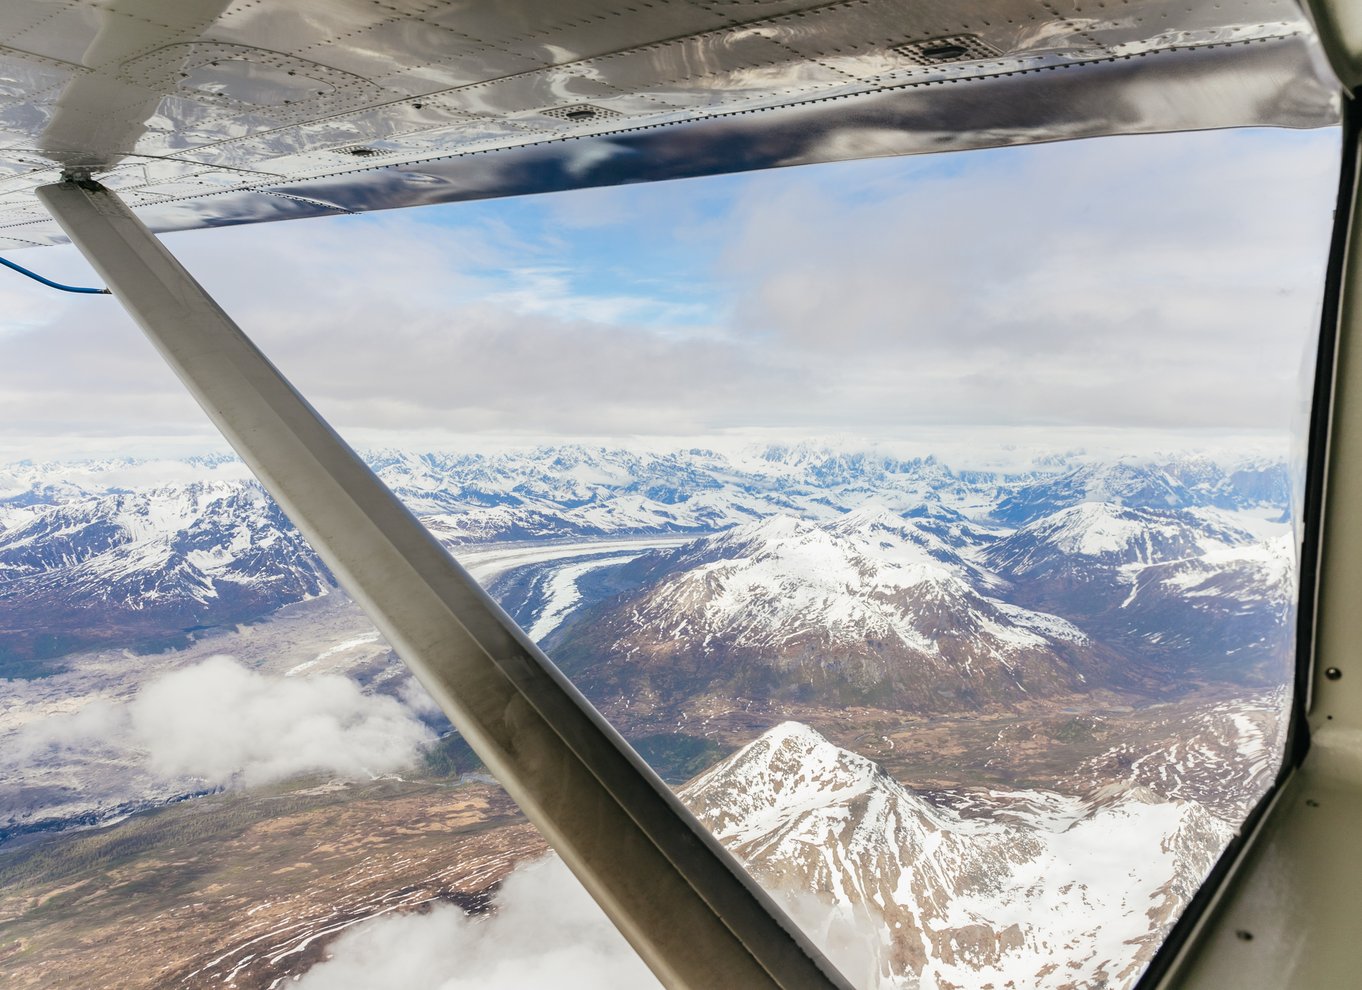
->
[0,255,110,294]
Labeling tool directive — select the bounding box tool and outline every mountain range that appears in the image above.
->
[0,482,331,667]
[0,446,1293,693]
[551,509,1118,709]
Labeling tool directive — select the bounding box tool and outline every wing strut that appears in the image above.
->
[37,176,853,990]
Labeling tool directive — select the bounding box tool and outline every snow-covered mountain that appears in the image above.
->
[683,722,1235,990]
[984,503,1294,684]
[0,483,332,667]
[1,446,1288,539]
[554,510,1111,709]
[1115,535,1297,683]
[981,501,1258,623]
[0,446,1295,687]
[550,494,1295,708]
[984,502,1257,576]
[992,458,1290,526]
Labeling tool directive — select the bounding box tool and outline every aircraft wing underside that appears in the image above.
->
[0,0,1343,250]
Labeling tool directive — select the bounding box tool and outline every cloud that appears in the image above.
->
[9,656,434,789]
[719,128,1340,431]
[295,856,663,990]
[0,126,1340,454]
[8,697,128,760]
[128,656,435,786]
[296,853,888,990]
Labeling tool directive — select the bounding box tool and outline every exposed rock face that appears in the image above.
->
[683,722,1234,990]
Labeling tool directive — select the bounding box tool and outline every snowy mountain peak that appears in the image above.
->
[988,501,1255,575]
[685,721,944,847]
[692,720,885,807]
[1041,502,1173,556]
[557,507,1109,710]
[681,722,1236,990]
[726,513,820,546]
[827,504,929,542]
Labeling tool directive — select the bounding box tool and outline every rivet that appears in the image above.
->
[1235,930,1254,942]
[1325,667,1343,681]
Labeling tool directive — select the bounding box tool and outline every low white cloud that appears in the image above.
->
[295,856,662,990]
[9,656,434,789]
[129,656,435,786]
[780,890,891,990]
[8,697,127,760]
[296,853,887,990]
[397,674,446,721]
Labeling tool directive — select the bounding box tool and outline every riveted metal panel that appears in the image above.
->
[0,0,1341,247]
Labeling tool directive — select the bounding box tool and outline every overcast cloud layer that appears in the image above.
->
[0,127,1339,457]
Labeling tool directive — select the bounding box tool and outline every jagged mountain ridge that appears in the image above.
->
[0,483,333,666]
[992,458,1289,526]
[0,447,1288,529]
[682,722,1234,990]
[983,504,1295,684]
[552,510,1123,709]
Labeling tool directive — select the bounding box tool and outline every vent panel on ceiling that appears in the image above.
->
[538,103,624,122]
[893,34,1003,66]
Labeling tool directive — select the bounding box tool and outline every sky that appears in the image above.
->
[0,125,1342,461]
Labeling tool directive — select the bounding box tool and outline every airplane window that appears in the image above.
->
[0,124,1340,989]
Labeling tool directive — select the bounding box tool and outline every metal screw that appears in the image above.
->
[1325,667,1343,681]
[1235,930,1254,942]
